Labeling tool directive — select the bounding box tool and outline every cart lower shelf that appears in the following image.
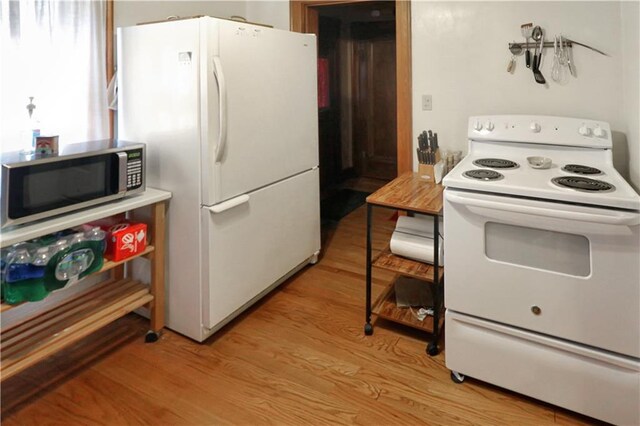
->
[372,246,444,283]
[1,278,153,381]
[372,280,444,333]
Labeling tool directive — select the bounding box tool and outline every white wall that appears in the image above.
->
[620,1,639,191]
[115,0,289,30]
[114,0,247,28]
[113,1,638,187]
[245,0,290,30]
[412,1,638,186]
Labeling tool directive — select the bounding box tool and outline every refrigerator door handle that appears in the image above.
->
[207,194,250,214]
[212,56,228,163]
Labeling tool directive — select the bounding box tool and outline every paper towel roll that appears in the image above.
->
[390,230,444,265]
[395,215,444,238]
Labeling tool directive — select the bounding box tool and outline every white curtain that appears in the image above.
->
[0,0,108,153]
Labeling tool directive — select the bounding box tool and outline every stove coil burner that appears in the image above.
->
[472,158,519,169]
[551,176,615,192]
[463,169,504,181]
[561,164,602,175]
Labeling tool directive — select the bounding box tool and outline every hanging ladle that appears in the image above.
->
[531,26,546,84]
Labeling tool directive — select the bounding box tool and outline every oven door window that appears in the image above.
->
[8,154,119,219]
[485,222,591,277]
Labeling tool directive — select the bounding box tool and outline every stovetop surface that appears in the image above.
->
[443,142,640,211]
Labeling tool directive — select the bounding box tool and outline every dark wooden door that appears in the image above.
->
[353,21,397,181]
[317,15,342,195]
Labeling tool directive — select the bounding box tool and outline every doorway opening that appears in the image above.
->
[306,1,400,224]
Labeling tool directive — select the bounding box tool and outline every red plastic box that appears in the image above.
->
[86,220,148,262]
[107,222,147,261]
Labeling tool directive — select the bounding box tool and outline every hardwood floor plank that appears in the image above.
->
[7,367,189,425]
[1,205,598,425]
[94,351,252,425]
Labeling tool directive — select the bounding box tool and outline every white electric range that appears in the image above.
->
[443,115,640,425]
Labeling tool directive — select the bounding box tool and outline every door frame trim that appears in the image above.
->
[290,0,412,176]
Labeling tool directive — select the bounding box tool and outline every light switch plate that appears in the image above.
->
[422,95,432,111]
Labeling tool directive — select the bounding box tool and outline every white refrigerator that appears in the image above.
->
[117,17,320,341]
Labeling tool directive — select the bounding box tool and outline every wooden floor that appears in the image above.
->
[1,206,600,425]
[338,176,390,194]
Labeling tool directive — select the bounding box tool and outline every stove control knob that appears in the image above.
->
[485,121,495,131]
[473,121,483,131]
[529,122,541,133]
[579,125,592,136]
[593,126,606,138]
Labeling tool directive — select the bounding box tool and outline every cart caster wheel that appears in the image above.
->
[145,331,160,343]
[426,342,439,356]
[450,371,465,384]
[364,323,373,336]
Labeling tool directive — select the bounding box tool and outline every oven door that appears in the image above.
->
[2,152,127,227]
[444,188,640,357]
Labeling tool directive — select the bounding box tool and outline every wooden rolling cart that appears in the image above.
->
[0,188,171,381]
[364,172,444,355]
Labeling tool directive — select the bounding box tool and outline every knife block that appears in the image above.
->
[418,163,437,183]
[417,149,442,183]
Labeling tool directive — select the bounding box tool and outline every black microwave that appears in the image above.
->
[1,140,145,228]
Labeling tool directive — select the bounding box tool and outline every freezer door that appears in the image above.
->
[201,169,320,332]
[202,19,318,205]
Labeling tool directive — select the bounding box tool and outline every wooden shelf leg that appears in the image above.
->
[149,201,166,334]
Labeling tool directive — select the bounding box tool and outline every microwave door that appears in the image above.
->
[2,152,127,227]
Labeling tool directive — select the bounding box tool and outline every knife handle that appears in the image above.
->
[525,51,531,68]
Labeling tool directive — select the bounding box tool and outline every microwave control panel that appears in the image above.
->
[126,149,143,190]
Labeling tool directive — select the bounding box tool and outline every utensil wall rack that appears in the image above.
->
[511,41,572,49]
[508,40,608,56]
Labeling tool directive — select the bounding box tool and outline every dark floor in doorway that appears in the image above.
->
[321,189,370,225]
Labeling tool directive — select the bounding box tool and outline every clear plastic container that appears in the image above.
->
[446,152,454,175]
[5,249,40,282]
[10,242,38,256]
[32,247,52,266]
[55,249,95,281]
[51,238,69,253]
[68,232,86,246]
[453,150,463,166]
[85,227,107,253]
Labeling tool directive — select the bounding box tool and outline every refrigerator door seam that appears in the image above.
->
[204,168,318,207]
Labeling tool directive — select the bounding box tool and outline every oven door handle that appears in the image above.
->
[446,192,640,226]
